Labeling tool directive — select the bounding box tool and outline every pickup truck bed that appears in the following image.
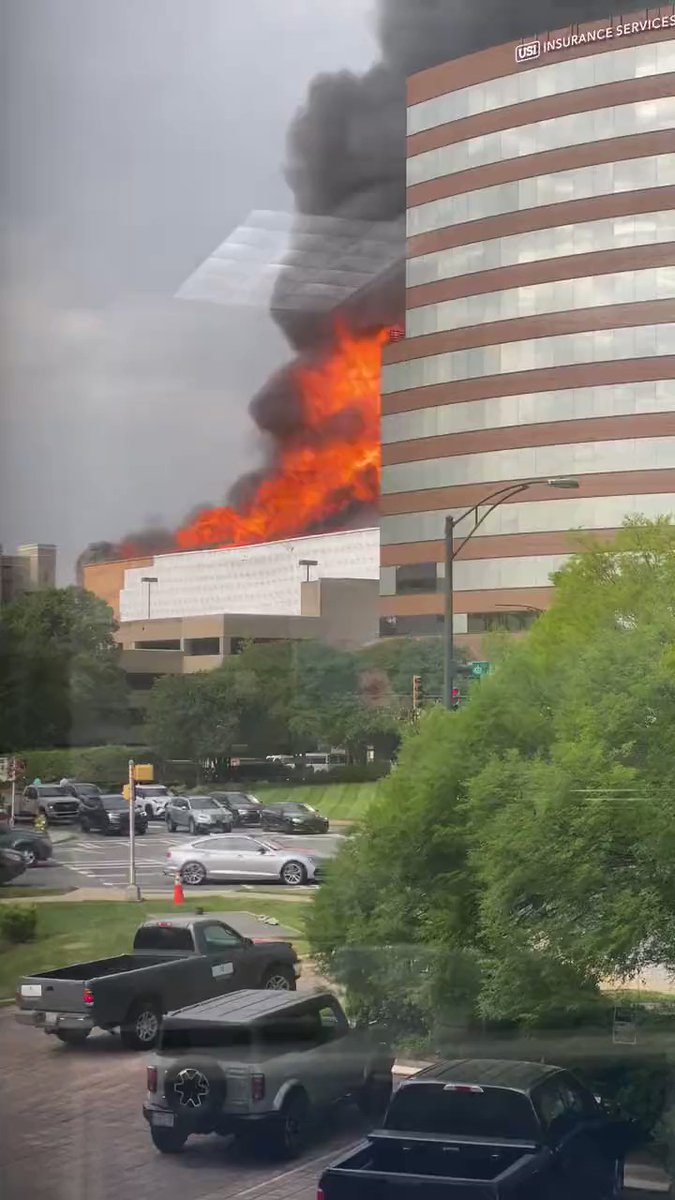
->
[16,915,300,1051]
[319,1131,544,1199]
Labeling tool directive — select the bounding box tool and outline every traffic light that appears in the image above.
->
[451,687,461,711]
[412,674,423,711]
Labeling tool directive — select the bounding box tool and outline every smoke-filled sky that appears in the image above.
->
[0,0,630,580]
[0,0,378,580]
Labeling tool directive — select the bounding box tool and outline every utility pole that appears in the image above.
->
[126,759,142,901]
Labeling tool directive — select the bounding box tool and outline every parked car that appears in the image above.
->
[0,828,53,867]
[319,1058,634,1200]
[164,834,325,887]
[165,795,233,835]
[134,785,173,820]
[209,791,263,827]
[15,784,80,825]
[143,988,393,1158]
[61,780,101,801]
[79,793,148,836]
[16,914,300,1050]
[260,801,329,834]
[0,846,27,885]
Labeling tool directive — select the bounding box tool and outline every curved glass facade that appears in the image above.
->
[407,265,675,337]
[408,96,675,185]
[385,29,675,624]
[381,492,675,545]
[382,324,675,394]
[382,437,675,496]
[381,380,675,443]
[407,210,675,288]
[408,39,675,134]
[408,154,675,237]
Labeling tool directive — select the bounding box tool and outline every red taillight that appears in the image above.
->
[83,987,94,1006]
[147,1065,158,1093]
[317,1190,325,1200]
[251,1074,265,1102]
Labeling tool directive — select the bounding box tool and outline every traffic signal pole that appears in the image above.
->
[443,514,455,710]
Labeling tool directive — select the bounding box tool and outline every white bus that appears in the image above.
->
[304,750,348,774]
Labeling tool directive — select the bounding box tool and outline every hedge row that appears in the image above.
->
[6,746,153,788]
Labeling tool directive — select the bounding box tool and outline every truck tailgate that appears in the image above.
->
[18,974,89,1014]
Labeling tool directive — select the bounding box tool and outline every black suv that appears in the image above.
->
[209,792,263,827]
[79,793,148,836]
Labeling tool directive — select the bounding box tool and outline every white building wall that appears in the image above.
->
[119,528,379,622]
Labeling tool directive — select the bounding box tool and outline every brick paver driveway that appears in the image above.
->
[0,1009,364,1200]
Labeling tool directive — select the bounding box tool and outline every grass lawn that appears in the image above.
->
[255,781,381,821]
[0,895,313,1001]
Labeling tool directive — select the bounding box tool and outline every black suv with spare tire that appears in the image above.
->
[143,988,393,1159]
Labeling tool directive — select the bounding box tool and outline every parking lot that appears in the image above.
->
[15,824,345,893]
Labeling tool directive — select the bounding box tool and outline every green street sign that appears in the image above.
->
[470,661,492,678]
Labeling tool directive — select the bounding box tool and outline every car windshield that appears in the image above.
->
[101,795,127,811]
[233,795,261,808]
[141,787,169,796]
[190,797,220,810]
[36,787,70,798]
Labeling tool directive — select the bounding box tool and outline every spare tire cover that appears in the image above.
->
[164,1060,226,1118]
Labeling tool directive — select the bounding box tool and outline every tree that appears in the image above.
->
[0,587,130,750]
[309,517,675,1035]
[144,663,256,771]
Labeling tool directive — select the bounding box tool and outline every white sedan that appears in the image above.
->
[163,833,325,887]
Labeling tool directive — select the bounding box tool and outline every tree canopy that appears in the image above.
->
[0,587,130,750]
[309,517,675,1034]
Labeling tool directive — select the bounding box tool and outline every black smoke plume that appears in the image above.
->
[81,0,630,568]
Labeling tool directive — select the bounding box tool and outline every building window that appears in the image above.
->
[395,563,440,595]
[380,615,444,637]
[184,637,221,656]
[467,611,539,633]
[134,639,181,651]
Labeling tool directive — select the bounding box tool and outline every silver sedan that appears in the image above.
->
[163,833,324,887]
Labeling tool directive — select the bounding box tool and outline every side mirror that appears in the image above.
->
[258,847,267,855]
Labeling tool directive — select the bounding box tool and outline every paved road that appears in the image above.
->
[12,826,344,893]
[0,1007,368,1200]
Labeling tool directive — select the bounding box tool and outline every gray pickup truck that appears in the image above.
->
[143,988,394,1158]
[319,1058,633,1200]
[16,915,300,1051]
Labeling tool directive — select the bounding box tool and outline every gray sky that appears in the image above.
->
[0,0,378,580]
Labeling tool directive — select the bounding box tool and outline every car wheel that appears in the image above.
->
[357,1073,392,1119]
[188,818,196,835]
[269,1091,310,1160]
[120,998,162,1051]
[166,817,176,832]
[181,860,206,886]
[15,843,38,867]
[261,965,296,991]
[80,816,90,833]
[137,826,146,836]
[55,1028,91,1046]
[145,804,153,819]
[280,860,307,887]
[150,1125,187,1155]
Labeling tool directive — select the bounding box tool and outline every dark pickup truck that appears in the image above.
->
[318,1058,632,1200]
[16,914,300,1051]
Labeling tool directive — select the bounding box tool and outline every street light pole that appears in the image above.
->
[442,477,579,709]
[443,514,455,710]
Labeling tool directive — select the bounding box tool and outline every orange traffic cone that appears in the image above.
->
[173,872,185,905]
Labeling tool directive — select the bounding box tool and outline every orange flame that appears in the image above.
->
[176,324,387,550]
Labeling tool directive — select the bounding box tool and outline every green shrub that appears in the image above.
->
[14,746,154,788]
[0,903,37,943]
